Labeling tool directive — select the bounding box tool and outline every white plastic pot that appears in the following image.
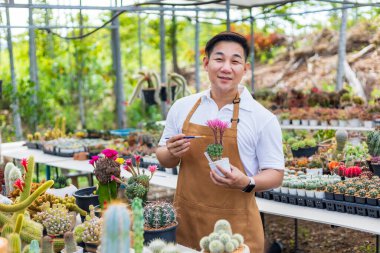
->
[209,157,231,177]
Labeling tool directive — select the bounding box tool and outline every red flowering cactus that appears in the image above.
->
[345,166,362,178]
[21,158,28,172]
[14,178,25,192]
[206,119,230,161]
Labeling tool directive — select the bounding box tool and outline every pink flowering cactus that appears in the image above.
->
[206,119,230,161]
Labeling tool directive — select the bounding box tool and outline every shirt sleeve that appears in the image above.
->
[158,103,181,146]
[256,116,285,170]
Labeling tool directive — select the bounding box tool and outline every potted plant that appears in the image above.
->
[367,128,380,175]
[204,119,231,176]
[305,182,316,198]
[111,155,157,205]
[279,111,290,125]
[370,156,380,176]
[325,184,335,200]
[334,183,346,201]
[199,219,249,253]
[355,189,367,204]
[289,108,302,126]
[129,70,161,106]
[360,109,374,128]
[337,109,348,127]
[80,205,102,252]
[296,181,306,197]
[280,180,290,194]
[366,189,379,206]
[346,107,362,127]
[288,181,297,195]
[46,176,78,198]
[291,138,318,158]
[61,231,83,253]
[315,182,325,199]
[344,187,356,203]
[143,201,178,245]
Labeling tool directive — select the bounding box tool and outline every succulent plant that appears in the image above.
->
[355,182,365,191]
[357,189,367,198]
[337,184,347,194]
[346,187,356,196]
[144,202,176,229]
[148,239,166,253]
[214,219,232,235]
[368,189,379,199]
[52,176,68,189]
[63,231,77,253]
[209,240,224,253]
[160,243,181,253]
[132,198,144,253]
[81,206,102,243]
[325,184,335,193]
[367,129,380,156]
[199,237,210,251]
[33,203,74,237]
[125,175,150,202]
[41,236,54,253]
[206,144,224,162]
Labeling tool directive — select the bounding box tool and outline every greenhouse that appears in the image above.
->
[0,0,380,252]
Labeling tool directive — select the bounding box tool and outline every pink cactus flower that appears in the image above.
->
[134,155,141,163]
[21,158,28,172]
[123,165,131,171]
[101,149,118,159]
[14,178,25,192]
[110,175,116,181]
[91,156,99,162]
[126,159,133,166]
[148,165,158,173]
[89,159,95,166]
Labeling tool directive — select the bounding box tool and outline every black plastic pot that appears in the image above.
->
[142,89,157,105]
[334,193,344,201]
[372,164,380,177]
[325,192,334,200]
[344,195,355,203]
[144,222,178,245]
[73,186,99,220]
[367,198,378,206]
[291,146,318,158]
[355,196,366,204]
[159,86,176,102]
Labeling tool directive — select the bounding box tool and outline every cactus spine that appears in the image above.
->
[143,202,176,229]
[132,198,143,253]
[100,203,130,253]
[63,232,77,253]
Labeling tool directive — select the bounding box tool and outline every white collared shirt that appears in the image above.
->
[158,86,285,176]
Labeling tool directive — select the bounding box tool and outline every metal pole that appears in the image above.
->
[111,11,126,128]
[376,234,379,253]
[294,218,299,252]
[29,0,39,131]
[78,0,86,129]
[336,1,348,91]
[249,8,255,93]
[160,9,167,118]
[5,1,23,140]
[138,12,142,69]
[195,7,200,93]
[226,0,230,31]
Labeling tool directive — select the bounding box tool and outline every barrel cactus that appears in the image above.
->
[143,202,176,229]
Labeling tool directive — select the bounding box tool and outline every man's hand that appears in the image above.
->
[166,134,191,159]
[209,163,250,190]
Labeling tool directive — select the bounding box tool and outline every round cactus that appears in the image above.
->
[337,184,347,194]
[209,240,224,253]
[209,232,220,241]
[346,187,356,196]
[325,184,335,193]
[368,189,379,199]
[148,239,166,253]
[214,219,232,235]
[206,144,224,161]
[232,233,244,245]
[225,241,236,253]
[82,216,102,243]
[143,202,176,229]
[355,182,365,191]
[199,236,210,251]
[219,233,231,244]
[357,189,367,198]
[160,243,180,253]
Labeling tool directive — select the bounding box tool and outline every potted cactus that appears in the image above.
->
[367,128,380,175]
[366,189,379,206]
[81,205,102,252]
[334,184,346,201]
[296,181,306,197]
[314,182,325,199]
[291,138,318,158]
[61,231,83,253]
[204,119,231,177]
[305,182,316,198]
[143,201,178,245]
[199,219,249,253]
[288,181,298,195]
[344,187,356,203]
[355,189,367,204]
[324,184,335,200]
[280,180,289,194]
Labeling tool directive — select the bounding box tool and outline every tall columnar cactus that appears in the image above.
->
[100,203,130,253]
[143,202,176,229]
[63,231,77,253]
[9,233,22,253]
[4,162,22,194]
[28,240,40,253]
[367,129,380,157]
[132,198,144,253]
[335,129,348,153]
[0,180,54,212]
[41,236,53,253]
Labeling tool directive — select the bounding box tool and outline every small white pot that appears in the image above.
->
[301,119,309,126]
[330,120,338,126]
[305,190,315,198]
[363,120,373,128]
[46,184,78,198]
[320,121,328,126]
[348,118,361,127]
[282,119,290,125]
[280,187,289,194]
[309,119,319,126]
[306,168,323,176]
[315,191,325,199]
[273,187,281,193]
[209,158,231,177]
[61,246,83,253]
[296,189,306,196]
[292,119,301,126]
[338,120,347,127]
[289,188,297,195]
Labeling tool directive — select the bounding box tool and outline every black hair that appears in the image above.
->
[205,31,250,61]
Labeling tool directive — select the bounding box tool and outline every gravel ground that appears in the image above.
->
[264,214,377,253]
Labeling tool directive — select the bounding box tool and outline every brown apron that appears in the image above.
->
[174,93,265,252]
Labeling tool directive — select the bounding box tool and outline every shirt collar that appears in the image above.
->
[200,85,254,112]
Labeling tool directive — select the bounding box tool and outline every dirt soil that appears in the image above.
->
[264,214,377,253]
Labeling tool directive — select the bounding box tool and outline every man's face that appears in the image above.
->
[203,41,248,94]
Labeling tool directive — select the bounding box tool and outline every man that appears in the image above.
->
[156,31,284,252]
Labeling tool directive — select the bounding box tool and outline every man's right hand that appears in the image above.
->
[166,134,191,158]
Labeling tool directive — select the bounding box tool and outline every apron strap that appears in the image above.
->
[182,98,202,131]
[230,92,240,129]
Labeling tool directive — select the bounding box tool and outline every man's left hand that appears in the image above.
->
[210,164,250,190]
